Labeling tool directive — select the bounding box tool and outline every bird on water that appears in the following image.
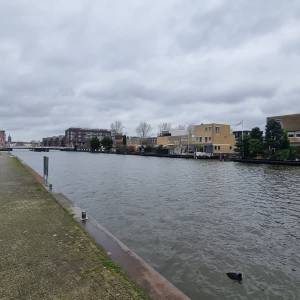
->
[226,272,242,283]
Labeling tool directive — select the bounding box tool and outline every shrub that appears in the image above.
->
[271,149,290,161]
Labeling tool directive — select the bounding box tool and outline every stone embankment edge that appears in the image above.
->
[12,154,190,300]
[232,158,300,166]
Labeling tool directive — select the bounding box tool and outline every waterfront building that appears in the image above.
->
[30,140,41,147]
[232,130,251,141]
[127,136,157,150]
[10,141,27,147]
[0,130,6,147]
[42,135,66,147]
[142,137,157,146]
[191,123,236,155]
[65,128,111,148]
[127,136,141,149]
[112,133,124,146]
[157,129,188,154]
[267,113,300,148]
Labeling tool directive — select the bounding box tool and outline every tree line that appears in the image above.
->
[89,120,154,152]
[236,119,296,160]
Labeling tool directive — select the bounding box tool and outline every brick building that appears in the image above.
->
[65,128,111,148]
[0,130,6,147]
[191,123,235,155]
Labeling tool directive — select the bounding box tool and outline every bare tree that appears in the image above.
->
[110,120,124,135]
[136,122,152,138]
[158,122,171,134]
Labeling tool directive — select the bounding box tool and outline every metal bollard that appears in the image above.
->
[81,211,88,222]
[49,184,53,191]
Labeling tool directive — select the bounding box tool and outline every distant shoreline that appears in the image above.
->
[11,148,300,165]
[232,158,300,166]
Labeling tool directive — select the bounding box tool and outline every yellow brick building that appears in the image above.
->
[191,123,235,155]
[156,124,235,155]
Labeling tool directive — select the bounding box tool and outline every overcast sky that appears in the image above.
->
[1,0,300,140]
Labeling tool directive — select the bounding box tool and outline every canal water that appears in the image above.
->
[14,150,300,300]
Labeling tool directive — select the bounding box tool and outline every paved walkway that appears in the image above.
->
[0,153,147,300]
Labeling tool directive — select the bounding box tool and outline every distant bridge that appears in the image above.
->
[8,147,75,151]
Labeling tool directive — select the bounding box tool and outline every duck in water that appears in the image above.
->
[226,272,242,283]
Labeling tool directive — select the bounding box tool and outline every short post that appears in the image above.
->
[49,184,52,191]
[81,211,88,222]
[43,156,49,185]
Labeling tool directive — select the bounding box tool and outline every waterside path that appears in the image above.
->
[0,153,148,299]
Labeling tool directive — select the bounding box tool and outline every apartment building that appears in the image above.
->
[65,128,111,148]
[267,113,300,147]
[191,123,236,155]
[42,135,66,147]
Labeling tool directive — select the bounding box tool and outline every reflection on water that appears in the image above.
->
[15,150,300,300]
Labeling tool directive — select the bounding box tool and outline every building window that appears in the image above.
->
[205,137,208,143]
[218,146,221,150]
[205,127,208,131]
[296,131,300,137]
[209,137,211,141]
[230,146,232,150]
[214,146,217,150]
[215,127,220,133]
[288,132,295,137]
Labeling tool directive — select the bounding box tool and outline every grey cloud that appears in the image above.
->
[81,74,277,107]
[174,0,300,52]
[0,0,299,140]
